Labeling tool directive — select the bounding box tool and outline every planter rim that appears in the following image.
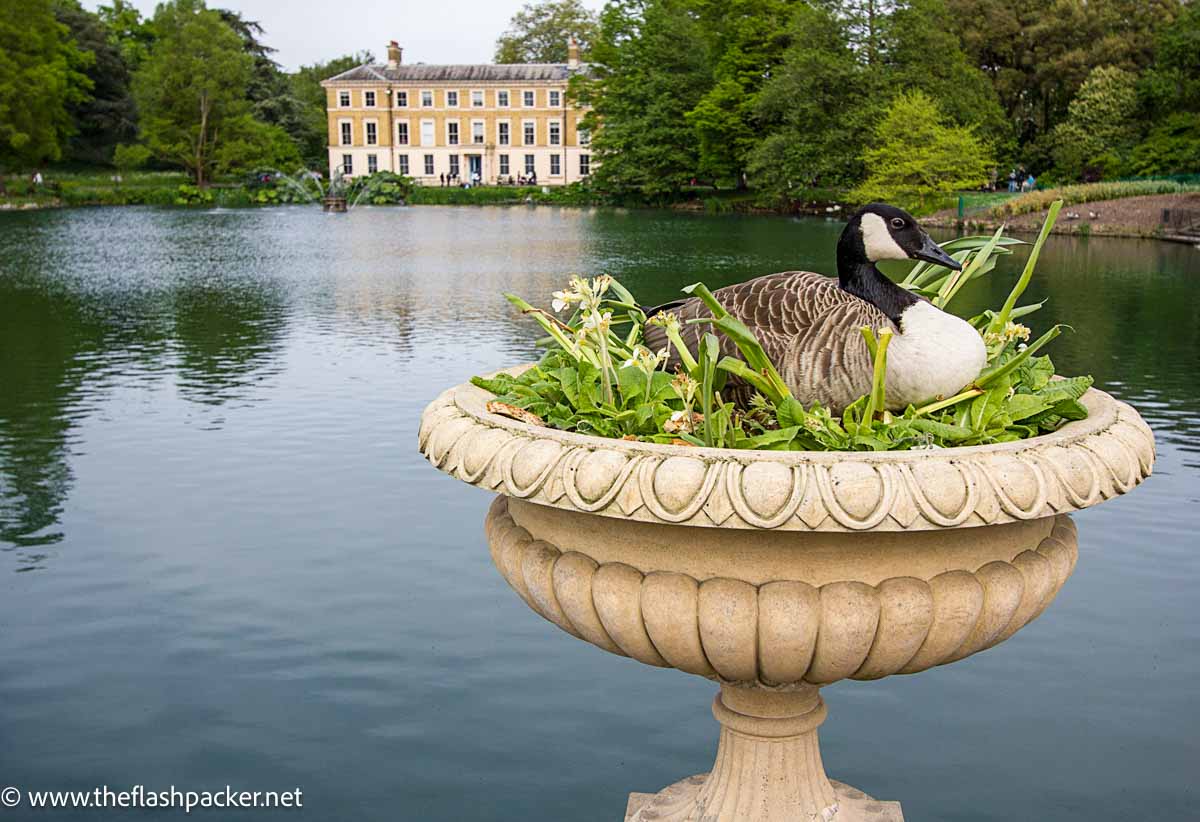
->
[419,367,1155,532]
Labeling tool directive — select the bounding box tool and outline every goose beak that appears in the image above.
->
[912,234,962,270]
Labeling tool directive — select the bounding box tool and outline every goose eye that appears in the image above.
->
[890,217,905,229]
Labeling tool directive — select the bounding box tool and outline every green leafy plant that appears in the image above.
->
[475,202,1092,451]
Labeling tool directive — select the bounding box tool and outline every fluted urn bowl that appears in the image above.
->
[418,371,1155,821]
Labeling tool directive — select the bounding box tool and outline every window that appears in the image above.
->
[424,154,434,175]
[523,90,535,107]
[367,154,378,173]
[364,90,376,107]
[499,154,509,176]
[342,154,353,175]
[523,121,535,145]
[340,121,352,146]
[447,121,459,145]
[578,124,590,146]
[446,90,458,107]
[338,90,350,107]
[397,122,409,145]
[550,155,561,176]
[497,90,510,107]
[524,154,535,175]
[471,90,484,107]
[421,90,433,107]
[398,154,409,175]
[549,121,561,146]
[397,90,408,107]
[420,120,434,146]
[472,121,484,144]
[549,90,561,107]
[579,154,590,176]
[449,154,460,177]
[365,121,377,145]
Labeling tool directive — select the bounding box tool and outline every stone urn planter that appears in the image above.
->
[322,195,347,212]
[418,372,1154,821]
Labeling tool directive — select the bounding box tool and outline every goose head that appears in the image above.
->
[838,203,960,283]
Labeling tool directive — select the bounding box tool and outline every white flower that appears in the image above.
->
[669,410,686,423]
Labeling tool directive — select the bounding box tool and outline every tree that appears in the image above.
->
[0,0,92,171]
[883,0,1009,152]
[1050,66,1139,180]
[583,0,713,196]
[53,0,137,165]
[748,3,880,195]
[96,0,155,71]
[494,0,599,63]
[684,0,795,186]
[131,0,253,185]
[850,90,992,208]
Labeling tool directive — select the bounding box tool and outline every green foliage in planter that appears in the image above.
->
[475,203,1093,452]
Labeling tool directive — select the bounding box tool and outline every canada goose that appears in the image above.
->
[643,203,987,412]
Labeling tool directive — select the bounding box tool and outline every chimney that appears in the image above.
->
[387,41,403,69]
[567,36,580,68]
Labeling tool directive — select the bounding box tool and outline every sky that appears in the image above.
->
[82,0,606,72]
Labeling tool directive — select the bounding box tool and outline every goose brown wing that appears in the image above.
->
[643,271,891,410]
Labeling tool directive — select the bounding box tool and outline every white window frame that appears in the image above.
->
[496,89,510,108]
[419,118,435,147]
[499,153,510,176]
[522,89,536,107]
[423,154,434,175]
[497,119,511,146]
[338,118,353,146]
[469,119,484,145]
[550,154,561,176]
[449,154,460,177]
[364,118,379,146]
[548,119,561,146]
[396,119,409,146]
[548,89,561,107]
[337,89,351,108]
[522,119,536,146]
[398,154,409,175]
[579,153,590,176]
[523,153,535,176]
[396,90,408,107]
[470,89,484,108]
[363,90,377,108]
[367,153,378,173]
[577,121,590,146]
[445,89,459,108]
[342,154,353,175]
[420,89,433,108]
[446,119,460,146]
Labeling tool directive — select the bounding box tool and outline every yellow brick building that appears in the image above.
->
[320,41,593,185]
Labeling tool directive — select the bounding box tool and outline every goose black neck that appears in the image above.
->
[837,226,919,327]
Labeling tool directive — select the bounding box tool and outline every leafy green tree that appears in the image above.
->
[53,0,137,165]
[291,53,371,169]
[0,0,92,172]
[1050,66,1140,180]
[684,0,795,186]
[96,0,155,71]
[850,89,992,208]
[584,0,713,196]
[883,0,1009,150]
[748,2,879,195]
[494,0,599,63]
[212,117,301,174]
[131,0,253,185]
[1128,113,1200,177]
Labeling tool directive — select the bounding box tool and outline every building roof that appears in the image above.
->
[324,63,587,84]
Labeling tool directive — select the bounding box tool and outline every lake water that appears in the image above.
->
[0,205,1196,821]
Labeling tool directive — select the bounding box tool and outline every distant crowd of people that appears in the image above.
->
[1007,167,1037,193]
[437,171,537,188]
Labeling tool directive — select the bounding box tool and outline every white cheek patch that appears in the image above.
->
[860,213,908,261]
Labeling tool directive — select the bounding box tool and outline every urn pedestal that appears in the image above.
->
[420,375,1154,821]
